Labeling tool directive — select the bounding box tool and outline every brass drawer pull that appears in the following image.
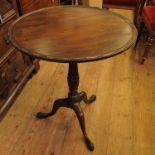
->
[13,65,22,82]
[1,72,6,79]
[0,14,3,24]
[4,34,10,44]
[14,72,22,82]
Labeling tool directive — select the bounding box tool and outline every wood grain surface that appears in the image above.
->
[8,6,137,62]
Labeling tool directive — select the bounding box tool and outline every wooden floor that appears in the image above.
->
[1,1,155,155]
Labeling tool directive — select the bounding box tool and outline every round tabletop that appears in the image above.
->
[8,6,137,63]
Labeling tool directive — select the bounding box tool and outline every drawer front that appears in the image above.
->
[12,50,29,82]
[0,66,8,100]
[0,19,15,59]
[23,0,58,14]
[51,0,59,5]
[0,50,29,100]
[21,0,32,5]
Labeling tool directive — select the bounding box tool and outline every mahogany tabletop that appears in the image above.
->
[8,6,137,63]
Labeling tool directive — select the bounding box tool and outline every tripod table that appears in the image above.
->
[8,6,137,151]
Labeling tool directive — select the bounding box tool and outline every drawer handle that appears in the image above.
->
[1,72,6,79]
[14,66,22,82]
[4,34,10,44]
[0,15,3,24]
[14,72,22,82]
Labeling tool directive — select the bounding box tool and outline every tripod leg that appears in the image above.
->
[72,103,94,151]
[79,91,96,104]
[36,98,70,119]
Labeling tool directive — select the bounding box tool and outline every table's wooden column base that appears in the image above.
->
[36,63,96,151]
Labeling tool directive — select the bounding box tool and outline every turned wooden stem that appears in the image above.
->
[67,63,79,97]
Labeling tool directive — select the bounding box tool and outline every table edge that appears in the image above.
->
[8,5,138,63]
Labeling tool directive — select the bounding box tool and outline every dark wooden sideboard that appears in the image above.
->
[16,0,59,15]
[0,0,58,120]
